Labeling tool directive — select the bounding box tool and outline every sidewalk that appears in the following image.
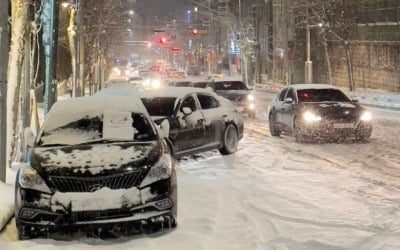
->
[255,82,400,111]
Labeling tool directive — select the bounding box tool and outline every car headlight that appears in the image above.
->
[247,94,255,102]
[303,111,322,122]
[19,164,51,193]
[151,79,162,89]
[248,103,255,110]
[140,154,173,188]
[360,111,372,122]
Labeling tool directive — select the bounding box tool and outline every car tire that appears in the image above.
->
[219,124,239,155]
[269,113,281,137]
[356,133,371,143]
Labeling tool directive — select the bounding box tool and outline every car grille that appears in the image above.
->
[48,170,142,193]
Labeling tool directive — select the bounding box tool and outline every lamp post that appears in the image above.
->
[305,23,322,84]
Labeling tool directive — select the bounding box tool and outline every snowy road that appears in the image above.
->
[1,93,400,249]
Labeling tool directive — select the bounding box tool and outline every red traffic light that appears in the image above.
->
[159,37,168,44]
[191,29,198,35]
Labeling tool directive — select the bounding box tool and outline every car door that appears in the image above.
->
[196,93,224,147]
[281,88,297,130]
[172,94,206,153]
[275,88,289,125]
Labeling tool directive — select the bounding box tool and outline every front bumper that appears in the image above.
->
[231,101,255,115]
[16,177,177,238]
[297,121,372,139]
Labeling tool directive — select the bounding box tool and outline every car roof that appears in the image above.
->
[43,95,149,131]
[286,84,339,91]
[142,87,216,99]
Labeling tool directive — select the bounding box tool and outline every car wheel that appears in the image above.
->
[269,113,281,137]
[356,133,371,143]
[219,124,239,155]
[294,117,306,143]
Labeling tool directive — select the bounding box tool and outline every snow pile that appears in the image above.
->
[0,182,14,231]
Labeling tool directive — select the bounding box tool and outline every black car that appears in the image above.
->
[268,84,373,142]
[140,87,244,157]
[16,96,177,239]
[208,80,256,118]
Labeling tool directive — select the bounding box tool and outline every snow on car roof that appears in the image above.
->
[43,95,148,131]
[289,84,339,90]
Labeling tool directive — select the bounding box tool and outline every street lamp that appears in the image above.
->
[305,23,323,84]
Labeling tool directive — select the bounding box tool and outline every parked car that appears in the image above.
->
[15,96,177,239]
[208,79,256,118]
[140,87,244,157]
[268,84,373,142]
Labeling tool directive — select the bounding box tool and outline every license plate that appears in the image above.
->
[72,199,105,212]
[334,123,354,129]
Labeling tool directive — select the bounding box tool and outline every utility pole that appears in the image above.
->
[0,0,9,182]
[42,0,59,113]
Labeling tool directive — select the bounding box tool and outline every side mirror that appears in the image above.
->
[24,127,35,148]
[159,119,170,139]
[182,107,193,116]
[284,98,294,104]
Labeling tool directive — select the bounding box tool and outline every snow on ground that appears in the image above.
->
[1,89,399,249]
[0,182,15,232]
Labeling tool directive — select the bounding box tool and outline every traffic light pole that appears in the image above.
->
[42,0,59,113]
[0,0,9,182]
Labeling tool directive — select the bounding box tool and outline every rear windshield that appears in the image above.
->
[174,82,192,87]
[214,81,247,91]
[193,82,208,88]
[129,77,143,81]
[297,89,351,103]
[141,97,177,116]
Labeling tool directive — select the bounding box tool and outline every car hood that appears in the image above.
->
[31,141,161,176]
[299,102,364,119]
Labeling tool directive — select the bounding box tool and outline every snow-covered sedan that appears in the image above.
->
[268,84,373,142]
[15,96,177,239]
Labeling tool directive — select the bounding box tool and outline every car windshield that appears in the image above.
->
[141,97,177,116]
[38,113,157,146]
[297,89,351,103]
[214,81,247,91]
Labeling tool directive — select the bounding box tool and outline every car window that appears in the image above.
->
[278,88,289,101]
[285,88,295,101]
[297,89,351,103]
[141,97,177,116]
[197,94,220,110]
[180,96,197,112]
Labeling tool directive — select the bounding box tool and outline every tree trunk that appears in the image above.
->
[6,0,29,167]
[344,42,355,91]
[321,31,333,85]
